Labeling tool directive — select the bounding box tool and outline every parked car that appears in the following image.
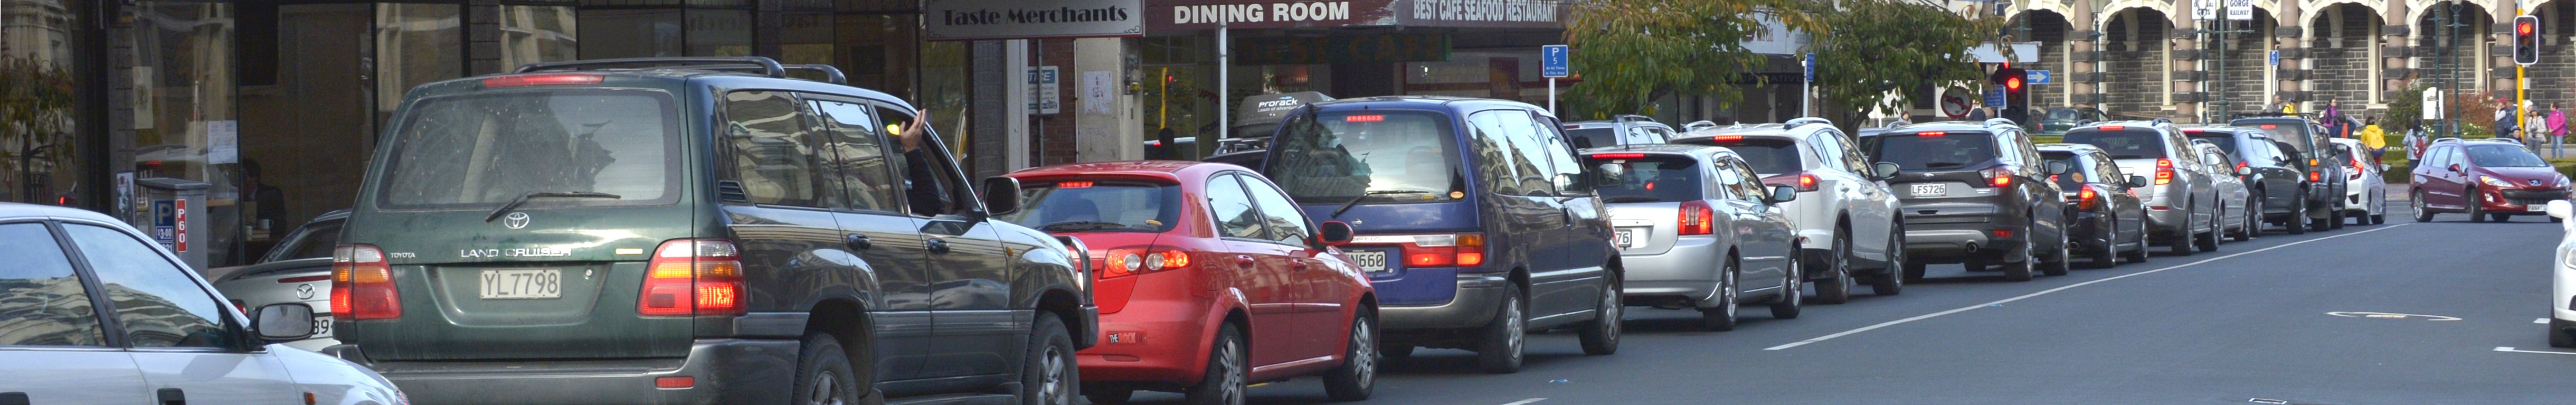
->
[2410,139,2572,222]
[2191,141,2256,241]
[1581,145,1804,331]
[0,203,406,405]
[2543,200,2576,347]
[1563,115,1675,148]
[2328,138,2391,225]
[1000,161,1379,404]
[2184,126,2313,234]
[1859,120,2072,282]
[325,57,1096,404]
[2234,116,2348,230]
[2036,107,2109,137]
[1258,96,1622,374]
[1672,117,1908,300]
[2039,144,2151,268]
[2061,121,2224,254]
[207,209,348,351]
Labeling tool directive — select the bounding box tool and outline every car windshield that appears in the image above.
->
[259,218,343,263]
[2185,131,2240,153]
[1565,127,1619,149]
[1678,137,1801,174]
[2468,144,2550,167]
[2062,128,2167,159]
[1586,155,1702,203]
[1868,131,1996,171]
[997,181,1181,233]
[376,89,678,209]
[1265,111,1461,204]
[2045,108,2080,121]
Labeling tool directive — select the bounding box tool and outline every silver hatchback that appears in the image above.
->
[207,210,346,351]
[1581,145,1803,332]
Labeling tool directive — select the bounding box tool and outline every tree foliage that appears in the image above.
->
[1810,0,2003,120]
[1562,0,1822,119]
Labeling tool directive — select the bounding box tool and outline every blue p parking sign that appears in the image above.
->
[1541,45,1569,78]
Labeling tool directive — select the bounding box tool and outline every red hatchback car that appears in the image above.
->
[2410,139,2573,222]
[1001,161,1378,405]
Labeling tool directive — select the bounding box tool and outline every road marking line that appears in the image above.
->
[1498,399,1548,405]
[2539,318,2552,324]
[1765,224,2413,351]
[2496,346,2576,355]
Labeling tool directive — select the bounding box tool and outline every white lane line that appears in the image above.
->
[1498,399,1548,405]
[2539,318,2552,324]
[2496,346,2576,355]
[1765,223,2413,351]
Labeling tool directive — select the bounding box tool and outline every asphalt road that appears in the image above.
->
[1116,206,2576,404]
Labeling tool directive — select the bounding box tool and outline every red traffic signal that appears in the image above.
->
[2005,77,2024,91]
[2520,21,2535,35]
[2515,15,2541,65]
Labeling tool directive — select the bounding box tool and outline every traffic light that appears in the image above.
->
[2515,15,2541,65]
[1991,65,2030,123]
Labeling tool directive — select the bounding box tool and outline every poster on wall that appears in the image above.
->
[206,120,239,164]
[1082,70,1116,114]
[132,67,156,130]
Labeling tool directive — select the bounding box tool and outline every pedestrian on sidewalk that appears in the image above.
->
[2361,117,2387,164]
[2551,103,2566,142]
[2497,98,2522,142]
[2405,125,2429,161]
[2530,107,2552,153]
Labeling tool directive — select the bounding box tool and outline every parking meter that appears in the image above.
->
[134,177,210,269]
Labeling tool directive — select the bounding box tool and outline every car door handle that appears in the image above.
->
[845,234,873,250]
[1290,260,1311,271]
[926,239,952,255]
[1235,255,1256,268]
[158,388,184,405]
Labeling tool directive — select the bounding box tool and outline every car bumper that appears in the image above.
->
[1902,224,2000,259]
[2480,188,2571,213]
[1077,303,1217,385]
[1379,272,1508,331]
[2145,206,2189,232]
[1620,236,1726,305]
[2069,212,2111,252]
[326,339,800,405]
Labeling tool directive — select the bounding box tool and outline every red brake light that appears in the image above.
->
[1798,174,1819,192]
[2101,125,2126,130]
[1917,131,1948,137]
[2236,162,2248,172]
[330,244,400,320]
[1678,201,1716,236]
[1993,228,2014,239]
[481,73,603,87]
[1057,181,1094,188]
[1096,247,1195,280]
[1344,115,1385,123]
[2078,187,2099,210]
[2350,158,2366,180]
[1394,233,1484,267]
[2260,124,2278,129]
[641,239,746,317]
[1590,153,1647,159]
[1711,135,1745,142]
[1982,166,2014,187]
[2308,171,2322,182]
[2156,158,2172,168]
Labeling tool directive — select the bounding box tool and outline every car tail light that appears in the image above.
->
[2348,157,2366,180]
[2236,162,2248,173]
[2309,171,2322,182]
[1760,173,1821,192]
[1917,131,1948,137]
[2101,125,2126,130]
[1981,166,2014,187]
[481,73,603,87]
[1679,201,1717,236]
[1590,153,1647,159]
[330,245,400,320]
[1097,247,1193,279]
[2078,187,2100,210]
[1395,233,1485,267]
[1710,135,1745,142]
[1993,228,2015,239]
[2154,158,2174,185]
[640,239,745,317]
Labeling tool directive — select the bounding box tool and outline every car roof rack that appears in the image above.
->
[1982,118,2019,127]
[1784,117,1833,129]
[513,56,848,84]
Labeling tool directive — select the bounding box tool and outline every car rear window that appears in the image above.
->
[1267,111,1462,204]
[1868,131,1995,171]
[1565,127,1618,148]
[2236,121,2312,153]
[1586,155,1702,203]
[2184,130,2239,153]
[376,89,680,210]
[2040,152,2086,189]
[998,180,1181,232]
[2061,128,2167,159]
[1678,137,1801,174]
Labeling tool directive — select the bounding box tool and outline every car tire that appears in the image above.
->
[1900,261,1927,285]
[2468,189,2488,223]
[1322,310,1379,401]
[2085,219,2116,269]
[1577,274,1621,356]
[791,333,865,405]
[2313,202,2339,230]
[1700,259,1741,332]
[2552,318,2576,349]
[1024,313,1079,405]
[1769,252,1804,319]
[1085,390,1134,404]
[2168,212,2195,257]
[1816,231,1853,304]
[2004,223,2036,282]
[2412,190,2435,222]
[2195,209,2221,252]
[2122,217,2150,264]
[2289,191,2312,233]
[1476,284,1526,374]
[2041,229,2070,277]
[1185,323,1246,405]
[2235,196,2257,241]
[1871,224,1906,296]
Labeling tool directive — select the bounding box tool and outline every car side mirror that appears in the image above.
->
[1766,185,1798,204]
[1872,162,1902,181]
[253,303,317,341]
[2234,165,2253,176]
[1316,221,1355,247]
[979,176,1024,215]
[2127,175,2151,188]
[2043,161,2073,175]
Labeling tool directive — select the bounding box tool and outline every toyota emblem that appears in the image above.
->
[503,212,532,229]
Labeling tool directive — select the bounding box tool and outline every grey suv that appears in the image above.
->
[1564,115,1675,148]
[2061,121,2224,255]
[1861,120,2073,282]
[325,57,1096,405]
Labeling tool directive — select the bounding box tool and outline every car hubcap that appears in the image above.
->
[810,370,842,405]
[1043,346,1070,404]
[1504,299,1523,361]
[1219,340,1244,404]
[1351,321,1375,387]
[1601,282,1621,335]
[1722,269,1738,316]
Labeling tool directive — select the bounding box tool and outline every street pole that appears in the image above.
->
[1215,18,1228,159]
[1548,78,1558,115]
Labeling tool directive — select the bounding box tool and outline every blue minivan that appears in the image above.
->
[1257,96,1622,374]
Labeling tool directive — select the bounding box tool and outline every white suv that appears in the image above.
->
[2549,200,2576,347]
[1672,118,1907,303]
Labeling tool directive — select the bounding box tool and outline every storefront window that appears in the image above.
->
[685,8,747,56]
[500,5,579,69]
[834,13,916,98]
[920,40,967,158]
[0,0,86,206]
[377,3,460,112]
[127,1,237,261]
[578,9,679,58]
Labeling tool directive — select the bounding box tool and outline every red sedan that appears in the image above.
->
[1002,161,1377,405]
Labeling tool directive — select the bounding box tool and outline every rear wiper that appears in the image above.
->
[485,191,622,222]
[1332,190,1431,218]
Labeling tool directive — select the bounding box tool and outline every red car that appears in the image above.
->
[2410,139,2573,222]
[1001,161,1377,405]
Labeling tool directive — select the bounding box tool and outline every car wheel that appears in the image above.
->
[1322,310,1378,401]
[2122,216,2150,264]
[2168,211,2195,257]
[1700,259,1741,332]
[1872,223,1906,296]
[2370,193,2387,224]
[1577,274,1621,355]
[2041,228,2070,277]
[1185,324,1246,405]
[2195,208,2220,252]
[1769,251,1804,319]
[791,333,864,405]
[2313,201,2340,230]
[2412,190,2435,222]
[1021,313,1078,405]
[2331,202,2350,229]
[2289,191,2312,233]
[2236,195,2258,241]
[2086,219,2117,269]
[1477,284,1526,374]
[2468,189,2487,223]
[2003,223,2036,282]
[2552,318,2576,349]
[1084,390,1134,404]
[1816,231,1854,304]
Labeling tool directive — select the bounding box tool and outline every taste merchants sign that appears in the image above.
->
[924,0,1144,41]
